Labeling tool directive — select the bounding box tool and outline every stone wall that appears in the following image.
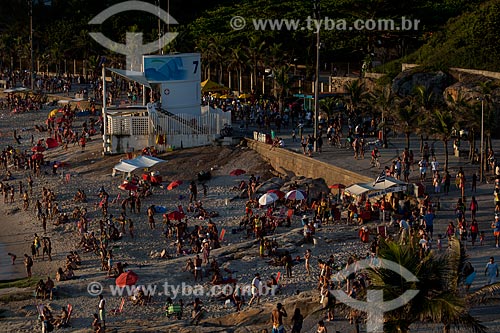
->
[402,63,500,80]
[246,139,373,185]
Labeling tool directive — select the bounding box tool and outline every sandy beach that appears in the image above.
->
[0,92,499,333]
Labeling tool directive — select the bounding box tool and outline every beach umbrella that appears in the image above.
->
[46,138,59,149]
[48,108,60,118]
[31,153,44,161]
[329,183,346,198]
[230,169,246,176]
[31,145,46,152]
[285,190,306,201]
[119,183,138,191]
[267,189,285,199]
[167,210,185,221]
[167,180,182,190]
[115,271,139,287]
[259,192,278,206]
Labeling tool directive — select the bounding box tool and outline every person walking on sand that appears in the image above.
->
[304,249,312,276]
[98,294,106,329]
[271,302,287,333]
[248,273,262,306]
[147,205,155,230]
[194,255,203,282]
[492,216,500,248]
[24,254,33,278]
[485,257,499,285]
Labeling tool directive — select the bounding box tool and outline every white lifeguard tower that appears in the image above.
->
[102,53,230,154]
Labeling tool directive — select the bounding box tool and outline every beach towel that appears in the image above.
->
[219,229,226,242]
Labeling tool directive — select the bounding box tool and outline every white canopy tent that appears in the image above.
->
[113,156,166,173]
[345,177,407,197]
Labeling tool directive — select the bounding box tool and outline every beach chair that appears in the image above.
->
[111,297,125,315]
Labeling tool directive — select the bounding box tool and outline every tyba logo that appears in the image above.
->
[331,258,419,333]
[88,1,178,72]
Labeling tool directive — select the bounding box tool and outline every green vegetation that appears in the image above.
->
[369,236,500,333]
[0,0,496,75]
[388,0,500,72]
[0,277,40,289]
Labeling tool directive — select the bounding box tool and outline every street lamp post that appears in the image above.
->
[479,97,484,183]
[29,0,35,90]
[313,0,320,152]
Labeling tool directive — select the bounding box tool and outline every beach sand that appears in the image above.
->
[0,96,499,333]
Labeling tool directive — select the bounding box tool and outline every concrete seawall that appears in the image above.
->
[246,139,373,185]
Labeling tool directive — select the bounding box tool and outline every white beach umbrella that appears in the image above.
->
[258,192,278,206]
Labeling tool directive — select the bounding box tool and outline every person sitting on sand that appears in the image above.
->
[52,306,68,328]
[64,265,75,279]
[211,270,223,284]
[190,298,204,325]
[35,279,46,299]
[183,258,195,274]
[45,276,55,301]
[56,268,66,282]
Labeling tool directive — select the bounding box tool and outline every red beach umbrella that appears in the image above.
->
[230,169,246,176]
[119,183,138,191]
[267,189,285,199]
[31,145,46,152]
[46,138,59,149]
[115,271,139,287]
[167,180,183,190]
[31,153,44,160]
[167,210,185,221]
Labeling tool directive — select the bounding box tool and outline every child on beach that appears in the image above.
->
[8,252,16,265]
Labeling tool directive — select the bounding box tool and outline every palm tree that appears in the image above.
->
[413,85,435,153]
[273,64,292,112]
[246,36,265,92]
[446,92,478,162]
[228,45,247,94]
[368,236,497,333]
[195,37,212,80]
[373,85,397,147]
[344,80,370,116]
[391,97,420,149]
[320,97,340,119]
[431,108,456,172]
[208,36,226,85]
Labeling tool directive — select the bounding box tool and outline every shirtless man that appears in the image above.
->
[271,303,287,333]
[194,255,203,282]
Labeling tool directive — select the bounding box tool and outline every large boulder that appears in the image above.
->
[444,71,500,105]
[392,69,453,103]
[255,177,285,194]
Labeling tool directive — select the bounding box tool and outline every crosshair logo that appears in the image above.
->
[331,258,419,333]
[88,1,179,72]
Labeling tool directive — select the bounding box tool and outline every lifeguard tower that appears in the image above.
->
[103,53,230,154]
